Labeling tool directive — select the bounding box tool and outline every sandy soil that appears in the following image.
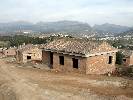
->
[0,57,133,100]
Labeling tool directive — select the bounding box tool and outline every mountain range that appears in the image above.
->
[0,20,132,37]
[93,23,130,34]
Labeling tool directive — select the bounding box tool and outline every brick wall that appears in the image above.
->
[42,51,49,64]
[42,51,116,74]
[129,55,133,66]
[123,57,130,66]
[52,53,87,73]
[17,48,42,63]
[16,51,23,63]
[86,52,116,74]
[123,54,133,66]
[4,49,16,56]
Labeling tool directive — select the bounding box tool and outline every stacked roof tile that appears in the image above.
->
[44,38,102,55]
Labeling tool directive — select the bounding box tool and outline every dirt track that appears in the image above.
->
[0,58,133,100]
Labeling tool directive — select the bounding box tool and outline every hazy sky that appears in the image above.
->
[1,0,133,26]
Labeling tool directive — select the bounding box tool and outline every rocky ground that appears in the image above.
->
[0,57,133,100]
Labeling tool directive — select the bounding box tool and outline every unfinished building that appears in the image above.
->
[3,47,17,57]
[121,50,133,66]
[16,44,42,63]
[42,38,118,74]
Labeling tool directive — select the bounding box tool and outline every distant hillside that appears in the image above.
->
[0,21,34,33]
[93,23,130,36]
[0,21,131,37]
[0,21,92,33]
[117,28,133,37]
[35,21,92,33]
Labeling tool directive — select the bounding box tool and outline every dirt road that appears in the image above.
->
[0,58,133,100]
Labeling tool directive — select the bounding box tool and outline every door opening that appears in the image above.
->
[72,58,78,69]
[59,56,64,65]
[108,56,113,64]
[50,52,53,68]
[27,56,31,60]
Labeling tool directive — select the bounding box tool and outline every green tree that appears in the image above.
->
[116,51,124,65]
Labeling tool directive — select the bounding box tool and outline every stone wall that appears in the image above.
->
[42,51,49,64]
[17,48,42,63]
[123,54,133,66]
[129,55,133,66]
[4,49,16,56]
[16,51,23,63]
[123,57,130,66]
[42,51,117,74]
[86,52,116,74]
[52,53,86,73]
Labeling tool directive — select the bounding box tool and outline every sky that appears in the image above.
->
[0,0,133,26]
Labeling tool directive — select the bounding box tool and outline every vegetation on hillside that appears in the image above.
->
[107,38,133,50]
[0,35,73,47]
[115,51,124,65]
[0,35,52,47]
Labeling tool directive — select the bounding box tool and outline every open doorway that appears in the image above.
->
[27,56,31,60]
[49,52,53,68]
[108,56,113,64]
[72,58,78,69]
[59,56,64,65]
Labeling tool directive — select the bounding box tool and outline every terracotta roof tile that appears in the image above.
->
[17,44,40,52]
[44,38,102,55]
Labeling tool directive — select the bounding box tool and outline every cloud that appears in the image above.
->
[0,0,133,26]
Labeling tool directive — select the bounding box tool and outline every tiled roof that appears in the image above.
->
[44,38,102,55]
[17,44,39,52]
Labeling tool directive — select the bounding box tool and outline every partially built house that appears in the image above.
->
[42,38,118,74]
[121,50,133,66]
[16,44,42,63]
[3,47,17,57]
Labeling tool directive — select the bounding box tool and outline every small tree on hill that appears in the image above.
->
[116,51,124,65]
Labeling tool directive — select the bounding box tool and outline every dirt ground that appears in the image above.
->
[0,57,133,100]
